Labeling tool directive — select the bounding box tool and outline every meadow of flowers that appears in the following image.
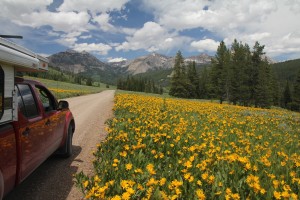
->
[76,93,300,199]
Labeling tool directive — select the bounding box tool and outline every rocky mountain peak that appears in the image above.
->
[48,49,109,74]
[185,53,213,64]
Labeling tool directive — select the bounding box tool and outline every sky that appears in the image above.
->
[1,0,300,62]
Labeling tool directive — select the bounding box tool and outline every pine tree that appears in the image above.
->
[283,81,292,108]
[229,40,253,106]
[210,41,231,104]
[169,51,189,98]
[198,66,209,99]
[251,41,267,107]
[255,59,273,108]
[230,39,245,105]
[270,73,280,106]
[239,43,252,106]
[187,61,199,98]
[292,70,300,111]
[86,77,93,86]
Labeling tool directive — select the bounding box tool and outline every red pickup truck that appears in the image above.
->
[0,37,75,199]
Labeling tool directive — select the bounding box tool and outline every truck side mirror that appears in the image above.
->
[58,100,69,110]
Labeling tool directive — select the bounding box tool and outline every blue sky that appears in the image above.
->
[1,0,300,62]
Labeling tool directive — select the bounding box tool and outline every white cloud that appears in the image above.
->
[141,0,300,59]
[72,43,112,55]
[141,0,278,32]
[80,35,92,39]
[0,0,51,19]
[14,11,91,33]
[37,53,51,58]
[56,32,84,46]
[191,39,220,52]
[1,0,299,60]
[92,13,117,32]
[116,21,191,52]
[58,0,130,15]
[107,57,127,62]
[121,27,138,35]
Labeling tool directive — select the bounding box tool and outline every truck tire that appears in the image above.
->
[58,123,73,158]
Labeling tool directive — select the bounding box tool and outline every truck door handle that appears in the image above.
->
[45,119,51,126]
[22,127,30,136]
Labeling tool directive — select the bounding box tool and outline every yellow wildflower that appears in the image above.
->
[273,191,281,200]
[160,178,167,186]
[146,163,156,175]
[196,189,206,200]
[201,173,208,181]
[125,163,133,170]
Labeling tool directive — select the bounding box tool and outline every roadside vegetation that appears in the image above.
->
[25,76,112,99]
[76,93,300,199]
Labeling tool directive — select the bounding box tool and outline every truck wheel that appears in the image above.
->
[59,124,73,158]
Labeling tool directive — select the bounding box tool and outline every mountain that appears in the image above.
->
[109,53,212,75]
[111,53,175,75]
[48,50,119,84]
[185,53,213,64]
[48,49,110,74]
[48,50,215,85]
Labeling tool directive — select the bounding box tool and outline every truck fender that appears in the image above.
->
[59,111,75,148]
[64,111,75,136]
[0,170,4,200]
[56,111,75,157]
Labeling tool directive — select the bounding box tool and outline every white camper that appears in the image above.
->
[0,37,48,124]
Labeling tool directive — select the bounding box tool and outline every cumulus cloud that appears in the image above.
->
[107,57,127,62]
[141,0,300,59]
[72,42,112,55]
[1,0,299,60]
[141,0,278,32]
[191,39,220,52]
[80,35,92,39]
[58,0,129,15]
[116,21,191,52]
[0,0,51,19]
[0,0,87,33]
[0,0,129,34]
[92,13,117,32]
[13,11,91,33]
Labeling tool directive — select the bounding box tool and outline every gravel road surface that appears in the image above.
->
[4,90,115,200]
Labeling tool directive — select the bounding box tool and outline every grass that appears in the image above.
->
[75,92,300,199]
[25,76,115,99]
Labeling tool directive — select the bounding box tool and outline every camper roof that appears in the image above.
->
[0,37,48,71]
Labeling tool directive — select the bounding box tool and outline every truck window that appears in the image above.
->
[0,66,3,120]
[17,84,39,118]
[35,85,57,112]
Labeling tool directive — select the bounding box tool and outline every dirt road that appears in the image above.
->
[4,90,115,200]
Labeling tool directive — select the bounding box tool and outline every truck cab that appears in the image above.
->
[0,37,75,199]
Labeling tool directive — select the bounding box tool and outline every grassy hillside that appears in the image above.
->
[271,59,300,83]
[26,65,112,86]
[25,76,115,99]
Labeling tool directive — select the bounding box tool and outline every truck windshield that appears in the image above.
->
[0,66,3,120]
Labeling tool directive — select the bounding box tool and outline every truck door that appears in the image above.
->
[34,85,65,156]
[16,84,47,181]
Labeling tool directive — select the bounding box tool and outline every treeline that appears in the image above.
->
[169,39,300,111]
[26,66,97,86]
[117,76,163,94]
[283,75,300,111]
